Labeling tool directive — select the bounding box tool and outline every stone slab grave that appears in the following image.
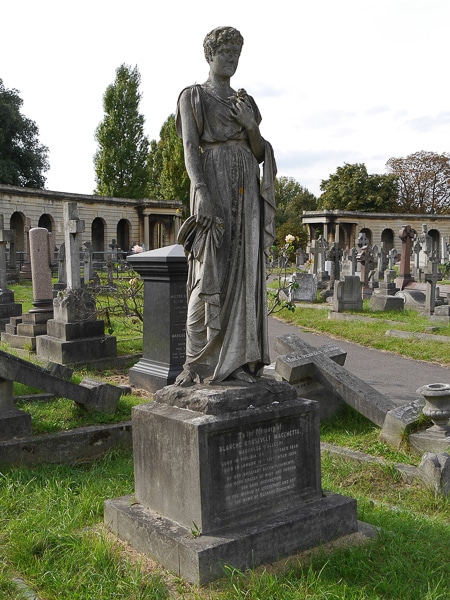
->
[0,349,122,441]
[273,333,430,449]
[274,333,397,428]
[105,377,360,584]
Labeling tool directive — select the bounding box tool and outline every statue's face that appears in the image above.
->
[209,42,240,78]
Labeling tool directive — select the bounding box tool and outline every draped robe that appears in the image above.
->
[176,84,276,383]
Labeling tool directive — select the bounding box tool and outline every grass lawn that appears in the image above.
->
[0,284,449,598]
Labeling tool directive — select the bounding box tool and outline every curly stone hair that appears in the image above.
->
[203,26,244,63]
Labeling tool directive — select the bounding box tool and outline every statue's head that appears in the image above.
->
[203,26,244,63]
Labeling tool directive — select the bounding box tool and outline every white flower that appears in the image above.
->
[132,245,143,253]
[285,234,295,244]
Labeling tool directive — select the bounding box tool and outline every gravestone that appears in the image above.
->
[295,247,305,267]
[332,276,363,312]
[316,236,329,281]
[55,242,67,291]
[418,224,432,269]
[395,225,416,290]
[105,375,360,584]
[274,333,396,427]
[127,245,188,392]
[441,236,449,263]
[36,202,117,365]
[0,215,22,331]
[288,272,317,302]
[1,227,55,350]
[424,254,442,315]
[370,264,403,310]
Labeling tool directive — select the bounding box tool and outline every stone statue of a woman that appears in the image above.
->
[175,26,276,386]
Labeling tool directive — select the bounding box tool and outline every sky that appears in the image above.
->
[2,0,450,198]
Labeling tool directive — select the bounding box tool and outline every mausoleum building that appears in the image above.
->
[302,210,450,254]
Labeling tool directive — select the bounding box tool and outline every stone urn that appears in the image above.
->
[416,383,450,435]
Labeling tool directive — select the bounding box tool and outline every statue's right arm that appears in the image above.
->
[178,89,214,229]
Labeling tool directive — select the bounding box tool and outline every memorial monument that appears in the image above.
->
[105,27,359,584]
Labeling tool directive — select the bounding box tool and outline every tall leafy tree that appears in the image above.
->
[147,114,190,214]
[318,163,399,212]
[386,151,450,214]
[94,64,149,198]
[274,176,317,248]
[0,78,49,188]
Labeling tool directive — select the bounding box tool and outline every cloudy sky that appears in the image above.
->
[2,0,449,198]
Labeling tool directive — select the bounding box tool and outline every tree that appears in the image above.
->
[147,114,190,214]
[386,151,450,214]
[0,78,49,188]
[274,176,317,248]
[318,163,399,212]
[94,64,149,198]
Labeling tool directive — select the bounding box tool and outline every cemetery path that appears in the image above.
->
[268,316,450,407]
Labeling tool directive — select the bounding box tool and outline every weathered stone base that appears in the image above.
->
[369,294,404,311]
[0,421,132,466]
[105,378,359,583]
[129,357,183,393]
[0,408,32,441]
[409,429,450,455]
[36,334,117,365]
[104,492,359,585]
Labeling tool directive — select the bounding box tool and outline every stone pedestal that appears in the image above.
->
[127,245,188,392]
[105,378,359,584]
[0,378,31,441]
[36,288,117,365]
[1,311,53,350]
[0,289,22,332]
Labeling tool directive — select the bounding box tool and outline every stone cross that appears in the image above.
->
[388,248,397,271]
[376,244,388,280]
[309,241,317,275]
[63,202,85,290]
[357,232,369,249]
[83,241,93,284]
[441,236,449,263]
[274,333,396,427]
[316,235,329,280]
[326,242,342,286]
[395,225,416,290]
[350,247,358,276]
[418,224,432,268]
[57,242,66,286]
[413,239,421,270]
[357,245,376,288]
[425,253,442,314]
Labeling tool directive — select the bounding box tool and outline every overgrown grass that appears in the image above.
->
[16,394,148,435]
[1,285,449,597]
[0,447,448,599]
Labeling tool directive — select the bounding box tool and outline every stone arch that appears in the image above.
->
[38,213,54,232]
[117,219,131,255]
[381,228,395,252]
[428,229,440,255]
[10,211,26,253]
[91,217,106,253]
